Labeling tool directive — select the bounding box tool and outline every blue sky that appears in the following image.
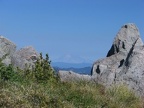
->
[0,0,144,63]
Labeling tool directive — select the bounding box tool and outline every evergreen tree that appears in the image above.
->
[34,53,55,83]
[0,54,15,81]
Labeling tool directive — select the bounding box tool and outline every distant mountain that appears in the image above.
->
[51,61,92,75]
[51,62,92,68]
[53,66,91,75]
[53,54,93,64]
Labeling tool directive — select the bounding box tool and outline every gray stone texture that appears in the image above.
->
[58,23,144,96]
[0,36,16,65]
[92,23,144,96]
[11,46,39,69]
[0,35,39,69]
[58,70,92,82]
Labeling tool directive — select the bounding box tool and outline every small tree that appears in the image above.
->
[0,54,15,81]
[34,53,55,83]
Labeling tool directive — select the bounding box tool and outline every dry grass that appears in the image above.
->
[0,80,143,108]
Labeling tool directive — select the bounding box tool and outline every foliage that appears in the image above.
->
[0,53,143,107]
[34,53,55,83]
[0,64,14,81]
[21,53,57,83]
[0,55,16,81]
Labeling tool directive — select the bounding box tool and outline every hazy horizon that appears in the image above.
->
[0,0,143,63]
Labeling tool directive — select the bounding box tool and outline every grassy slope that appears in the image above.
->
[0,54,143,108]
[0,80,143,108]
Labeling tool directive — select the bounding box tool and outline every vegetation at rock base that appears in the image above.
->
[22,53,57,83]
[0,53,143,108]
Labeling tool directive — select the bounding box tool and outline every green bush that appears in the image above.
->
[0,53,57,83]
[0,55,18,81]
[0,64,15,81]
[22,53,57,83]
[33,53,56,83]
[0,53,143,107]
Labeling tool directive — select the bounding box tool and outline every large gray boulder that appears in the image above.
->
[58,70,92,82]
[0,35,39,69]
[92,23,144,96]
[0,36,16,65]
[11,46,39,69]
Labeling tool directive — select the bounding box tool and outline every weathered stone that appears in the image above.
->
[107,23,143,57]
[54,23,144,96]
[0,36,39,69]
[11,46,39,69]
[58,70,92,82]
[58,23,144,96]
[92,53,124,86]
[0,36,16,65]
[91,23,144,96]
[116,46,144,96]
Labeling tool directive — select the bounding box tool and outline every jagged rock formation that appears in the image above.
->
[0,36,39,69]
[106,24,143,57]
[92,23,144,96]
[58,23,144,96]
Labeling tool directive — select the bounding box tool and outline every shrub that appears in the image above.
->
[0,55,17,81]
[22,53,56,83]
[33,53,55,83]
[0,53,143,107]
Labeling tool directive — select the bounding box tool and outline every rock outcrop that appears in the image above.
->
[11,46,39,69]
[58,23,144,96]
[92,23,144,96]
[107,24,143,57]
[0,36,16,65]
[1,23,144,96]
[0,36,39,69]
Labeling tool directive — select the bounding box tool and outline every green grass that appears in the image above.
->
[0,54,143,107]
[0,80,143,108]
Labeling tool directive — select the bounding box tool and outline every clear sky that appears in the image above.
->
[0,0,144,63]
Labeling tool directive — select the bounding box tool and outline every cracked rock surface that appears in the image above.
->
[59,23,144,96]
[92,23,144,96]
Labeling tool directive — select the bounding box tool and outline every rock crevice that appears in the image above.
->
[92,23,144,96]
[58,23,144,96]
